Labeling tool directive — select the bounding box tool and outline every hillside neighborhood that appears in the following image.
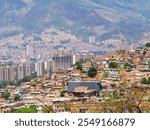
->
[0,43,150,113]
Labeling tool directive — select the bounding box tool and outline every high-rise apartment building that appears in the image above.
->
[26,44,34,58]
[53,48,72,71]
[35,61,45,77]
[0,62,32,82]
[73,52,94,64]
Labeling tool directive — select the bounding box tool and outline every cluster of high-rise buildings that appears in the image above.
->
[0,61,31,82]
[35,48,95,76]
[0,47,95,82]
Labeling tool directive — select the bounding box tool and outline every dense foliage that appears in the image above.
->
[109,62,119,69]
[75,62,83,71]
[0,80,15,88]
[14,106,38,113]
[60,89,66,97]
[14,94,20,101]
[124,63,135,69]
[140,77,150,84]
[2,90,10,99]
[145,42,150,47]
[88,68,97,77]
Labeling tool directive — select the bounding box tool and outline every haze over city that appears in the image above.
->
[0,0,150,113]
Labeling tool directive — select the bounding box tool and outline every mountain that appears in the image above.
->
[0,0,150,43]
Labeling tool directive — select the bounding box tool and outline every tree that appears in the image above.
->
[15,106,38,113]
[0,81,7,88]
[148,77,150,84]
[141,78,147,84]
[114,84,147,113]
[109,62,119,69]
[3,90,10,100]
[148,61,150,69]
[124,62,135,69]
[145,42,150,47]
[88,67,97,77]
[140,77,150,84]
[14,94,20,101]
[76,62,83,71]
[9,80,15,86]
[42,106,54,113]
[0,80,15,88]
[60,89,66,97]
[125,86,147,113]
[103,73,108,78]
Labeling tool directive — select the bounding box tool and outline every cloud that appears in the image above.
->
[21,0,35,8]
[16,0,35,16]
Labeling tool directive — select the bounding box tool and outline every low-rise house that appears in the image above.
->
[67,81,102,95]
[73,86,97,97]
[0,89,4,98]
[21,85,31,93]
[136,64,149,71]
[104,69,120,75]
[0,105,12,113]
[82,62,93,72]
[52,97,70,112]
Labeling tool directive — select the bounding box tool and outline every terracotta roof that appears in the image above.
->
[74,86,89,92]
[82,62,92,67]
[95,55,108,60]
